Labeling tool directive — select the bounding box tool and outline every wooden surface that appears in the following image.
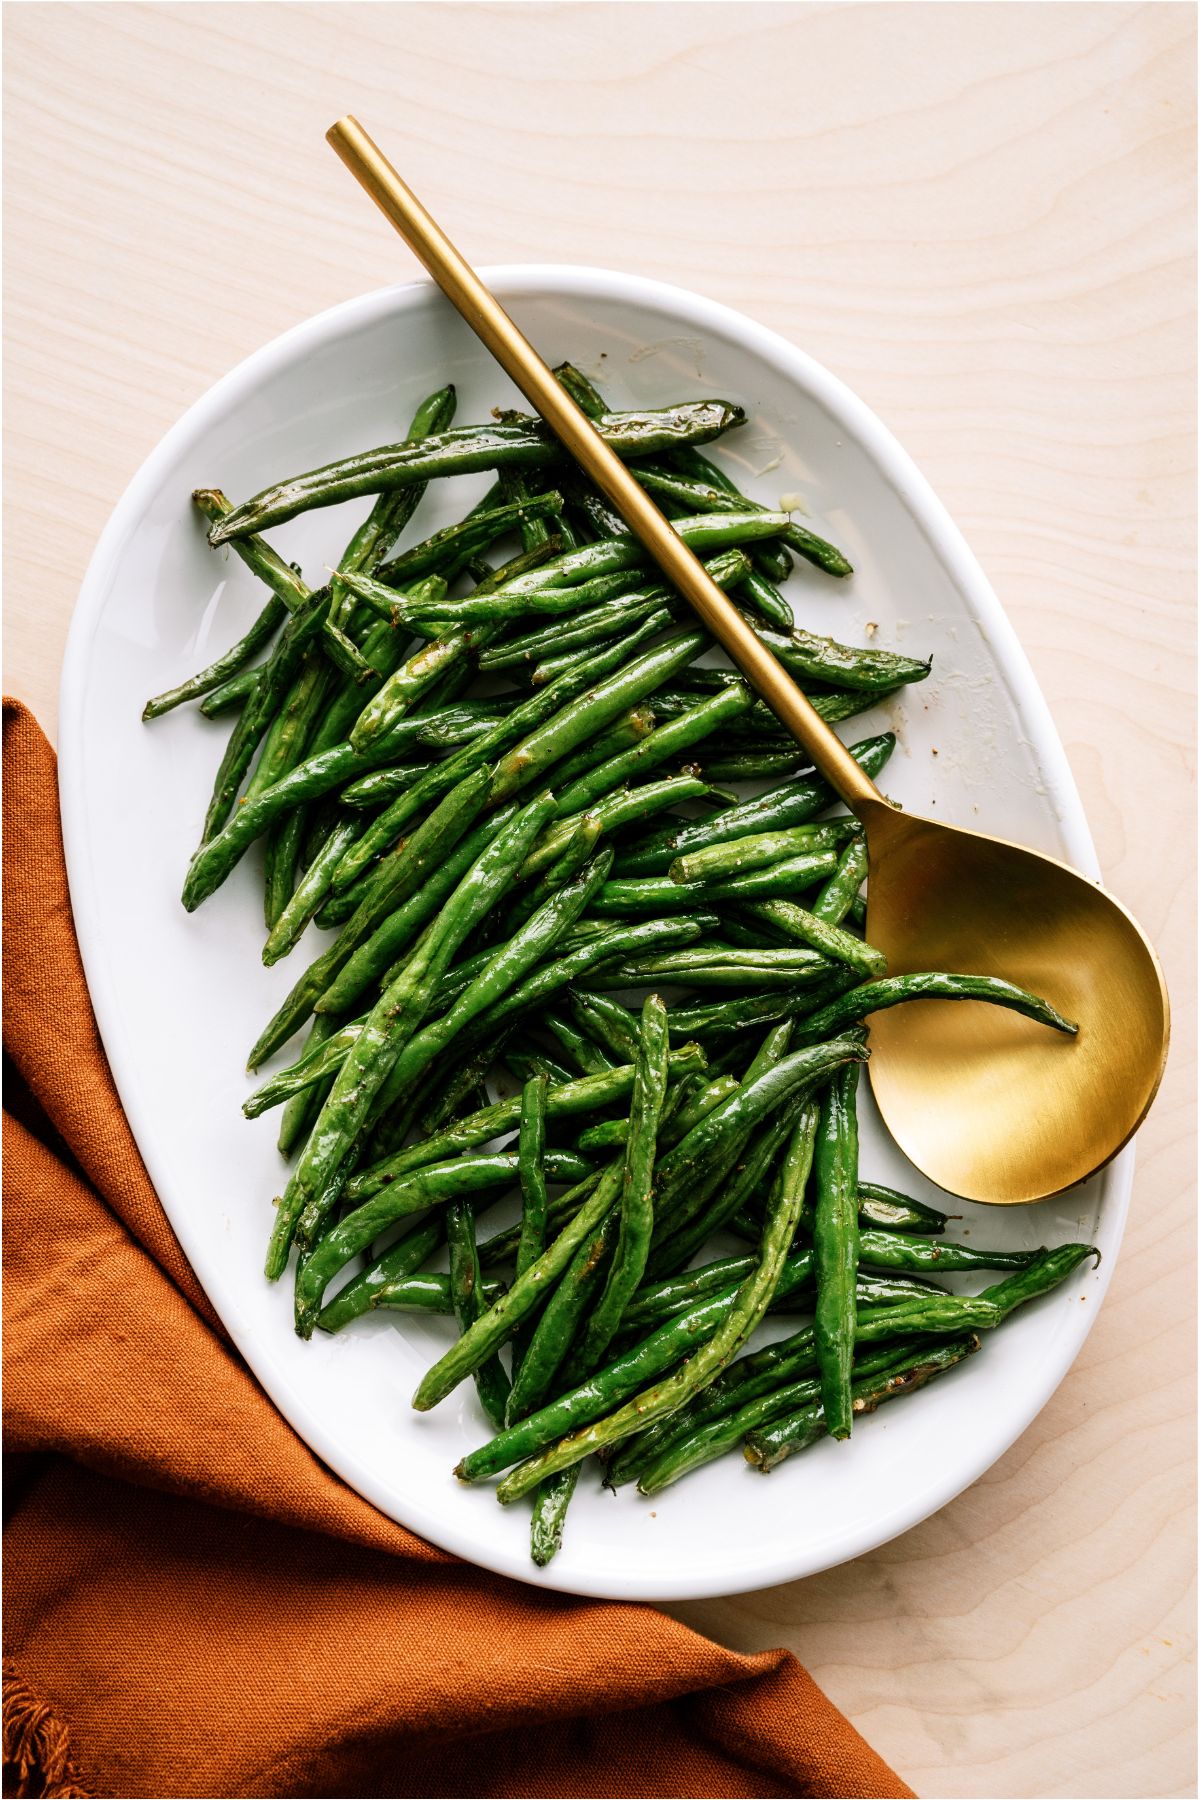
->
[4,4,1195,1795]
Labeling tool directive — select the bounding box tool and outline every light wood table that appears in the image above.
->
[5,5,1194,1795]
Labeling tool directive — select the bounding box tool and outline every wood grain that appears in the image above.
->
[4,5,1194,1795]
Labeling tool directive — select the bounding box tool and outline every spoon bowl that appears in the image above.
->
[860,799,1170,1202]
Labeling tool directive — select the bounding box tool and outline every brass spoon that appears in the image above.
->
[326,115,1169,1204]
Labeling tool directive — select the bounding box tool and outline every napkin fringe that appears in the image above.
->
[2,1660,93,1798]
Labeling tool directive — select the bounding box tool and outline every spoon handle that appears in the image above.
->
[326,114,882,817]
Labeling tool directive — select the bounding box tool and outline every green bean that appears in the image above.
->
[456,1242,815,1483]
[477,1181,590,1272]
[329,384,460,632]
[525,545,751,683]
[340,613,501,758]
[144,596,285,722]
[520,601,672,682]
[394,514,824,629]
[276,1014,337,1159]
[669,820,861,887]
[528,607,676,688]
[552,361,608,417]
[658,1075,739,1150]
[313,803,516,1024]
[520,775,712,882]
[498,471,558,555]
[364,1269,506,1316]
[639,1338,926,1493]
[615,733,895,875]
[330,706,509,807]
[542,1011,613,1076]
[639,1023,795,1269]
[554,684,753,815]
[295,1147,592,1335]
[574,1118,632,1155]
[338,765,434,809]
[735,567,794,629]
[506,1207,621,1421]
[249,645,337,916]
[627,454,792,603]
[274,796,557,1281]
[413,1159,625,1410]
[606,1321,821,1487]
[652,1033,864,1242]
[858,1229,1040,1275]
[419,1038,505,1136]
[368,492,564,591]
[790,973,1078,1046]
[857,1181,951,1236]
[515,1077,550,1281]
[315,1164,579,1337]
[566,990,640,1064]
[625,942,827,979]
[734,898,886,980]
[323,752,496,928]
[857,1270,951,1306]
[567,995,670,1375]
[493,1105,817,1503]
[693,748,807,782]
[558,469,629,541]
[501,815,604,937]
[261,819,360,966]
[811,838,868,925]
[530,1467,580,1567]
[812,1063,861,1442]
[319,617,380,682]
[588,848,839,915]
[596,953,829,994]
[182,715,452,912]
[278,763,495,1021]
[195,576,331,843]
[754,623,930,693]
[363,1063,449,1163]
[855,1244,1101,1349]
[340,627,677,886]
[316,1215,445,1333]
[352,792,563,1078]
[267,923,442,1283]
[210,404,746,543]
[488,629,706,803]
[652,1103,799,1282]
[533,707,656,793]
[504,1044,578,1088]
[446,1201,511,1429]
[638,1285,951,1497]
[197,667,262,719]
[478,593,665,671]
[626,466,854,578]
[665,986,837,1042]
[717,915,789,951]
[745,1335,982,1471]
[618,1255,768,1336]
[453,915,714,1043]
[243,1015,366,1118]
[193,488,310,610]
[365,843,610,1130]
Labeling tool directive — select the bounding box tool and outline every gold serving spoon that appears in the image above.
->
[327,115,1169,1204]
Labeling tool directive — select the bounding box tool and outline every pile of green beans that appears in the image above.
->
[149,364,1094,1567]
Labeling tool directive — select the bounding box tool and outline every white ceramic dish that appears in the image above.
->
[60,267,1126,1600]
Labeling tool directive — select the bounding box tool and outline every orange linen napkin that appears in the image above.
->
[2,698,912,1800]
